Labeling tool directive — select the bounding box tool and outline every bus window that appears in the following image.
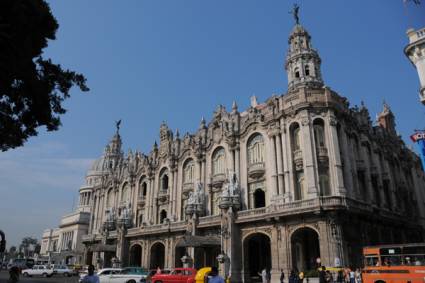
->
[365,256,379,267]
[381,255,402,266]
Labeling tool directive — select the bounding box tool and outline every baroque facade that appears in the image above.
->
[63,21,425,282]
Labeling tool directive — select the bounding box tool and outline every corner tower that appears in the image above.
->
[285,5,324,92]
[405,27,425,105]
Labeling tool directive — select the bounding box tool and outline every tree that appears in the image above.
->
[0,0,89,151]
[19,237,38,258]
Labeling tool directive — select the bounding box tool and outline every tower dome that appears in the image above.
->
[285,7,324,92]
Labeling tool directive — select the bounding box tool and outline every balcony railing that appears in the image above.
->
[211,173,226,188]
[248,162,265,178]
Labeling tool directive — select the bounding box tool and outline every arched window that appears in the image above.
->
[319,173,330,196]
[160,210,167,223]
[121,183,129,202]
[295,172,305,200]
[313,119,326,148]
[248,134,265,165]
[305,65,310,76]
[107,189,114,208]
[139,181,147,198]
[212,148,226,175]
[159,169,169,191]
[291,123,301,151]
[254,189,266,208]
[183,159,195,184]
[295,67,300,79]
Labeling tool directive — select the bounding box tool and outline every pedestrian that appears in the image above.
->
[299,270,305,283]
[208,266,225,283]
[349,268,355,283]
[266,269,271,283]
[319,266,326,283]
[289,269,296,283]
[8,266,19,283]
[337,270,344,283]
[280,269,285,283]
[354,269,361,283]
[258,267,268,283]
[81,264,99,283]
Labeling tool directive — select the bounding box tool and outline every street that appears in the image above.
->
[0,271,78,283]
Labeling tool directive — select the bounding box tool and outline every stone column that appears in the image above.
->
[300,114,318,197]
[359,137,375,203]
[173,168,179,218]
[268,135,279,197]
[282,122,293,202]
[339,125,354,197]
[276,134,285,197]
[168,170,174,219]
[271,226,281,283]
[235,148,241,180]
[326,115,346,195]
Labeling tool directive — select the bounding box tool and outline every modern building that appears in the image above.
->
[405,26,425,105]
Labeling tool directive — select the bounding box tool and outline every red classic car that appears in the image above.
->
[151,268,197,283]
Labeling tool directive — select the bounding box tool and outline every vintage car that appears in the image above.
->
[21,265,54,277]
[108,267,149,283]
[151,268,197,283]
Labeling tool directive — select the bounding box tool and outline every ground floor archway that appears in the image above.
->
[243,233,271,283]
[291,227,320,272]
[130,244,142,267]
[175,247,186,268]
[194,246,220,270]
[150,242,165,269]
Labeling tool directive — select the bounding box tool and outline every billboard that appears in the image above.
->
[411,131,425,170]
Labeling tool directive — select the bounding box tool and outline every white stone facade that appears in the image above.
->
[405,26,425,104]
[43,21,425,282]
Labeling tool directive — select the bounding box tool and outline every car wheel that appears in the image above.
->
[155,281,163,283]
[127,280,136,283]
[23,272,28,277]
[64,272,69,277]
[42,273,48,277]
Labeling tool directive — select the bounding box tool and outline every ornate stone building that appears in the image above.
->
[78,20,425,282]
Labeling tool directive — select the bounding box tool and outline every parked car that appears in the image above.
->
[21,265,54,277]
[52,264,73,277]
[79,268,122,283]
[151,268,197,283]
[108,267,149,283]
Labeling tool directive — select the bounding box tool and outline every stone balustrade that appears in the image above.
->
[248,162,265,178]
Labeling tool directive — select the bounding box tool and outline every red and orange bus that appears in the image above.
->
[363,243,425,283]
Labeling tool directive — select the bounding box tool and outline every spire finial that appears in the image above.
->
[289,3,300,25]
[232,100,238,112]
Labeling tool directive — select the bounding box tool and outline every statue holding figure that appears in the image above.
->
[289,3,300,25]
[227,171,240,198]
[188,192,196,205]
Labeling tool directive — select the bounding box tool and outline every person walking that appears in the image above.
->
[208,266,225,283]
[259,267,268,283]
[81,265,99,283]
[319,266,326,283]
[299,271,305,283]
[280,269,285,283]
[8,266,19,283]
[349,268,355,283]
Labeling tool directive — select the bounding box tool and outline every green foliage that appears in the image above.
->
[0,0,89,151]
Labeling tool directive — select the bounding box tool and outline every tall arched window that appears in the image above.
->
[107,189,114,208]
[183,159,195,184]
[295,172,305,200]
[160,210,167,224]
[248,134,265,165]
[319,173,330,196]
[159,168,169,191]
[313,119,326,148]
[291,124,301,151]
[139,179,147,198]
[295,67,300,78]
[121,183,129,202]
[212,148,226,175]
[305,65,310,76]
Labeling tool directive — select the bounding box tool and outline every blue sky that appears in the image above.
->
[0,0,424,248]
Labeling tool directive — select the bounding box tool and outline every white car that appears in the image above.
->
[79,268,122,283]
[52,264,73,277]
[108,267,148,283]
[22,265,54,277]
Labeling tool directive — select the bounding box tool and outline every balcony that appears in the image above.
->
[211,173,226,188]
[157,190,169,204]
[317,147,328,163]
[293,149,303,170]
[248,162,265,179]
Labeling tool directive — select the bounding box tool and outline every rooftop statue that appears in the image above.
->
[289,3,300,25]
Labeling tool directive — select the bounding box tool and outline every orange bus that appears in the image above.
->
[362,243,425,283]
